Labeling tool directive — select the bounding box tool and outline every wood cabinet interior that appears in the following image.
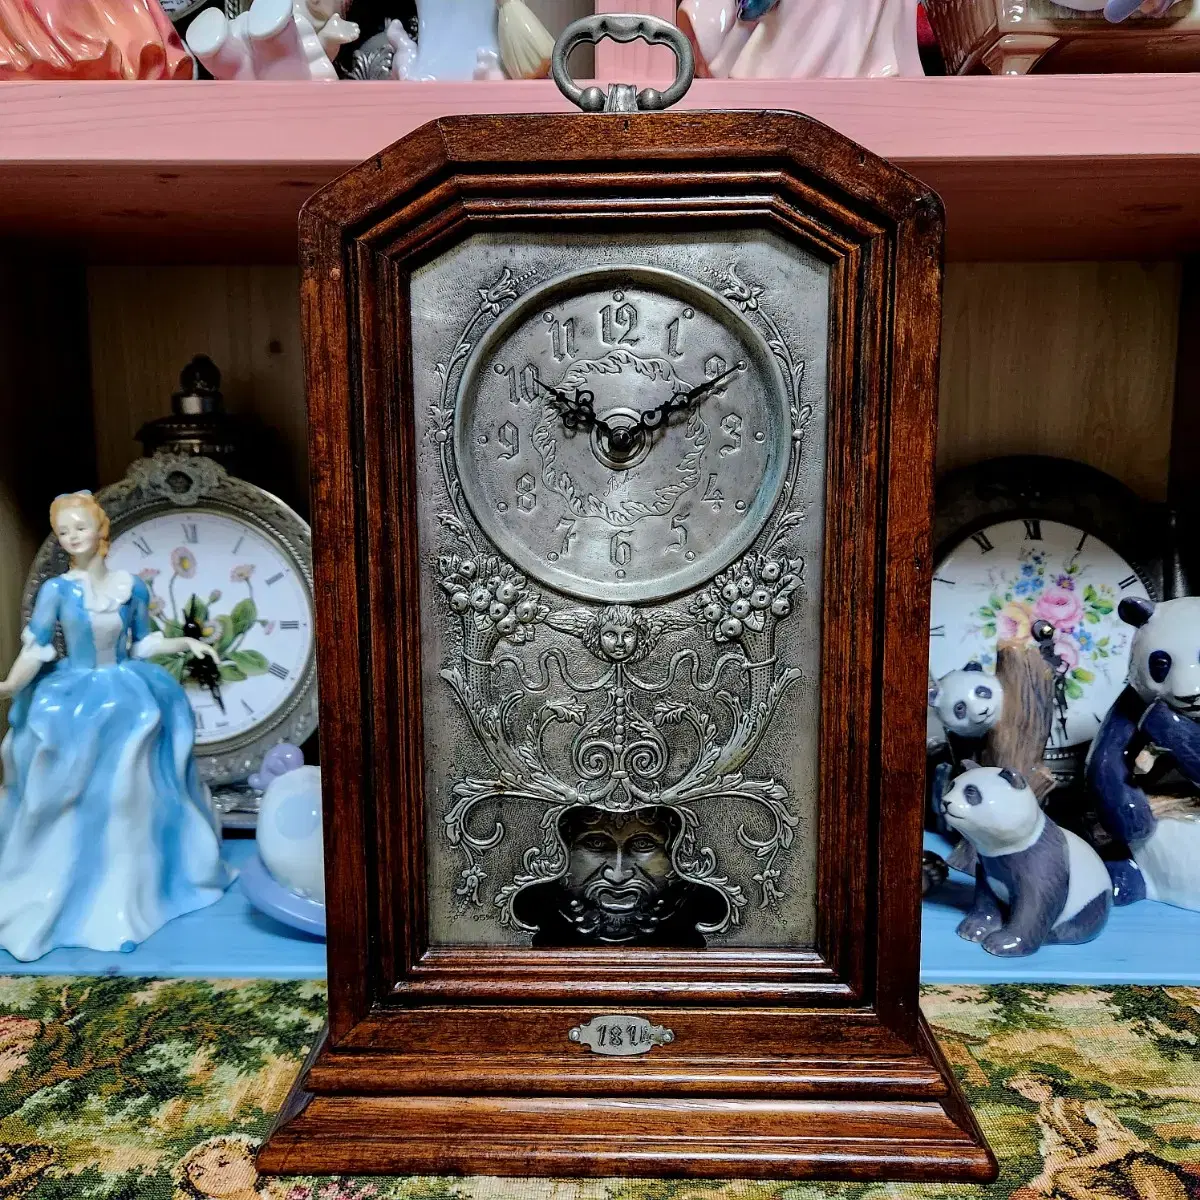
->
[0,257,1185,732]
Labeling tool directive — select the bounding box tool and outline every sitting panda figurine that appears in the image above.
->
[939,764,1112,956]
[1087,596,1200,911]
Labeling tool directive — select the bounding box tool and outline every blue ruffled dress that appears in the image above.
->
[0,569,232,961]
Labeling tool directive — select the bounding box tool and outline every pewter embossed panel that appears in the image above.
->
[410,231,829,948]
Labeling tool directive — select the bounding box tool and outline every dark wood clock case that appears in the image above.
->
[257,105,997,1183]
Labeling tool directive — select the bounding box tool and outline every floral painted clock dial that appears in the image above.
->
[23,455,317,789]
[107,510,313,748]
[930,518,1151,752]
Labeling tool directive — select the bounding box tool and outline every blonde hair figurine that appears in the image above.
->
[0,491,232,962]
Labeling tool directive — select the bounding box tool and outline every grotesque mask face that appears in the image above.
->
[559,807,680,942]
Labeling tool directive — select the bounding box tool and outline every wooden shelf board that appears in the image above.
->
[1,75,1199,261]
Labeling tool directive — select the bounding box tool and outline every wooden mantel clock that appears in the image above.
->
[259,14,996,1183]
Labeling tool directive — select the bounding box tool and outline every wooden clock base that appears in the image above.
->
[258,1016,996,1181]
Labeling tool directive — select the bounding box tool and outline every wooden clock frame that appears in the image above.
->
[258,107,997,1183]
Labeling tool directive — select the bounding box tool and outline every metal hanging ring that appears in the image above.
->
[552,14,695,113]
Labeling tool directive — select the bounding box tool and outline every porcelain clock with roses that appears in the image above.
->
[929,456,1162,773]
[23,454,317,797]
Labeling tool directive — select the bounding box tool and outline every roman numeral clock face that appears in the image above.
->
[108,511,315,748]
[929,518,1150,752]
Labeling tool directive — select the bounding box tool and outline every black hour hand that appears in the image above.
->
[535,378,598,433]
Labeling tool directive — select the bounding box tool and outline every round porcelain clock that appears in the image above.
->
[23,454,317,788]
[929,456,1162,763]
[455,265,792,604]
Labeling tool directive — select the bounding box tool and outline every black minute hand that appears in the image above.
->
[638,360,745,433]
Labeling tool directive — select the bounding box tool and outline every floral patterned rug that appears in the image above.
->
[0,979,1195,1200]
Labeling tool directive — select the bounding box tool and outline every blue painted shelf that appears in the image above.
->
[0,839,325,979]
[0,834,1195,983]
[921,833,1200,985]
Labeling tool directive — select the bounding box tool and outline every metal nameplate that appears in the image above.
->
[569,1015,675,1056]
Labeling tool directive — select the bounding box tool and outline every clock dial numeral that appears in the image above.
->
[182,523,199,544]
[666,313,688,358]
[241,699,255,716]
[266,571,285,586]
[1023,519,1042,540]
[610,530,633,568]
[280,620,301,631]
[516,473,537,513]
[1076,532,1089,553]
[232,536,245,555]
[930,625,946,637]
[544,314,576,361]
[970,530,995,554]
[702,474,725,512]
[500,363,539,406]
[1118,574,1139,590]
[132,535,152,557]
[268,662,289,681]
[933,575,955,586]
[668,511,689,553]
[719,413,742,458]
[553,516,577,559]
[664,307,694,358]
[498,421,520,460]
[195,710,205,731]
[600,300,640,347]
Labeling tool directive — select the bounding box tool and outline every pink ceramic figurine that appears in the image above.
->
[679,0,922,78]
[0,0,193,79]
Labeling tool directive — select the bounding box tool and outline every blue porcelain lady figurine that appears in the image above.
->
[0,491,232,961]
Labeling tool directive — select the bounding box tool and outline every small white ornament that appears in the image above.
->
[257,765,325,903]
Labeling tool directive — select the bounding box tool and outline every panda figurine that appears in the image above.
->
[1087,596,1200,911]
[927,663,1006,837]
[939,764,1112,956]
[929,662,1005,747]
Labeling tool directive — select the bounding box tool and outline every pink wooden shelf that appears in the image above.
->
[2,74,1199,261]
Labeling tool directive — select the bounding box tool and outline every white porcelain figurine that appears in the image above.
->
[388,0,504,80]
[0,492,232,962]
[185,0,358,81]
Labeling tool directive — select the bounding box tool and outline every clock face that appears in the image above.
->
[455,267,792,604]
[929,518,1150,751]
[108,508,315,748]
